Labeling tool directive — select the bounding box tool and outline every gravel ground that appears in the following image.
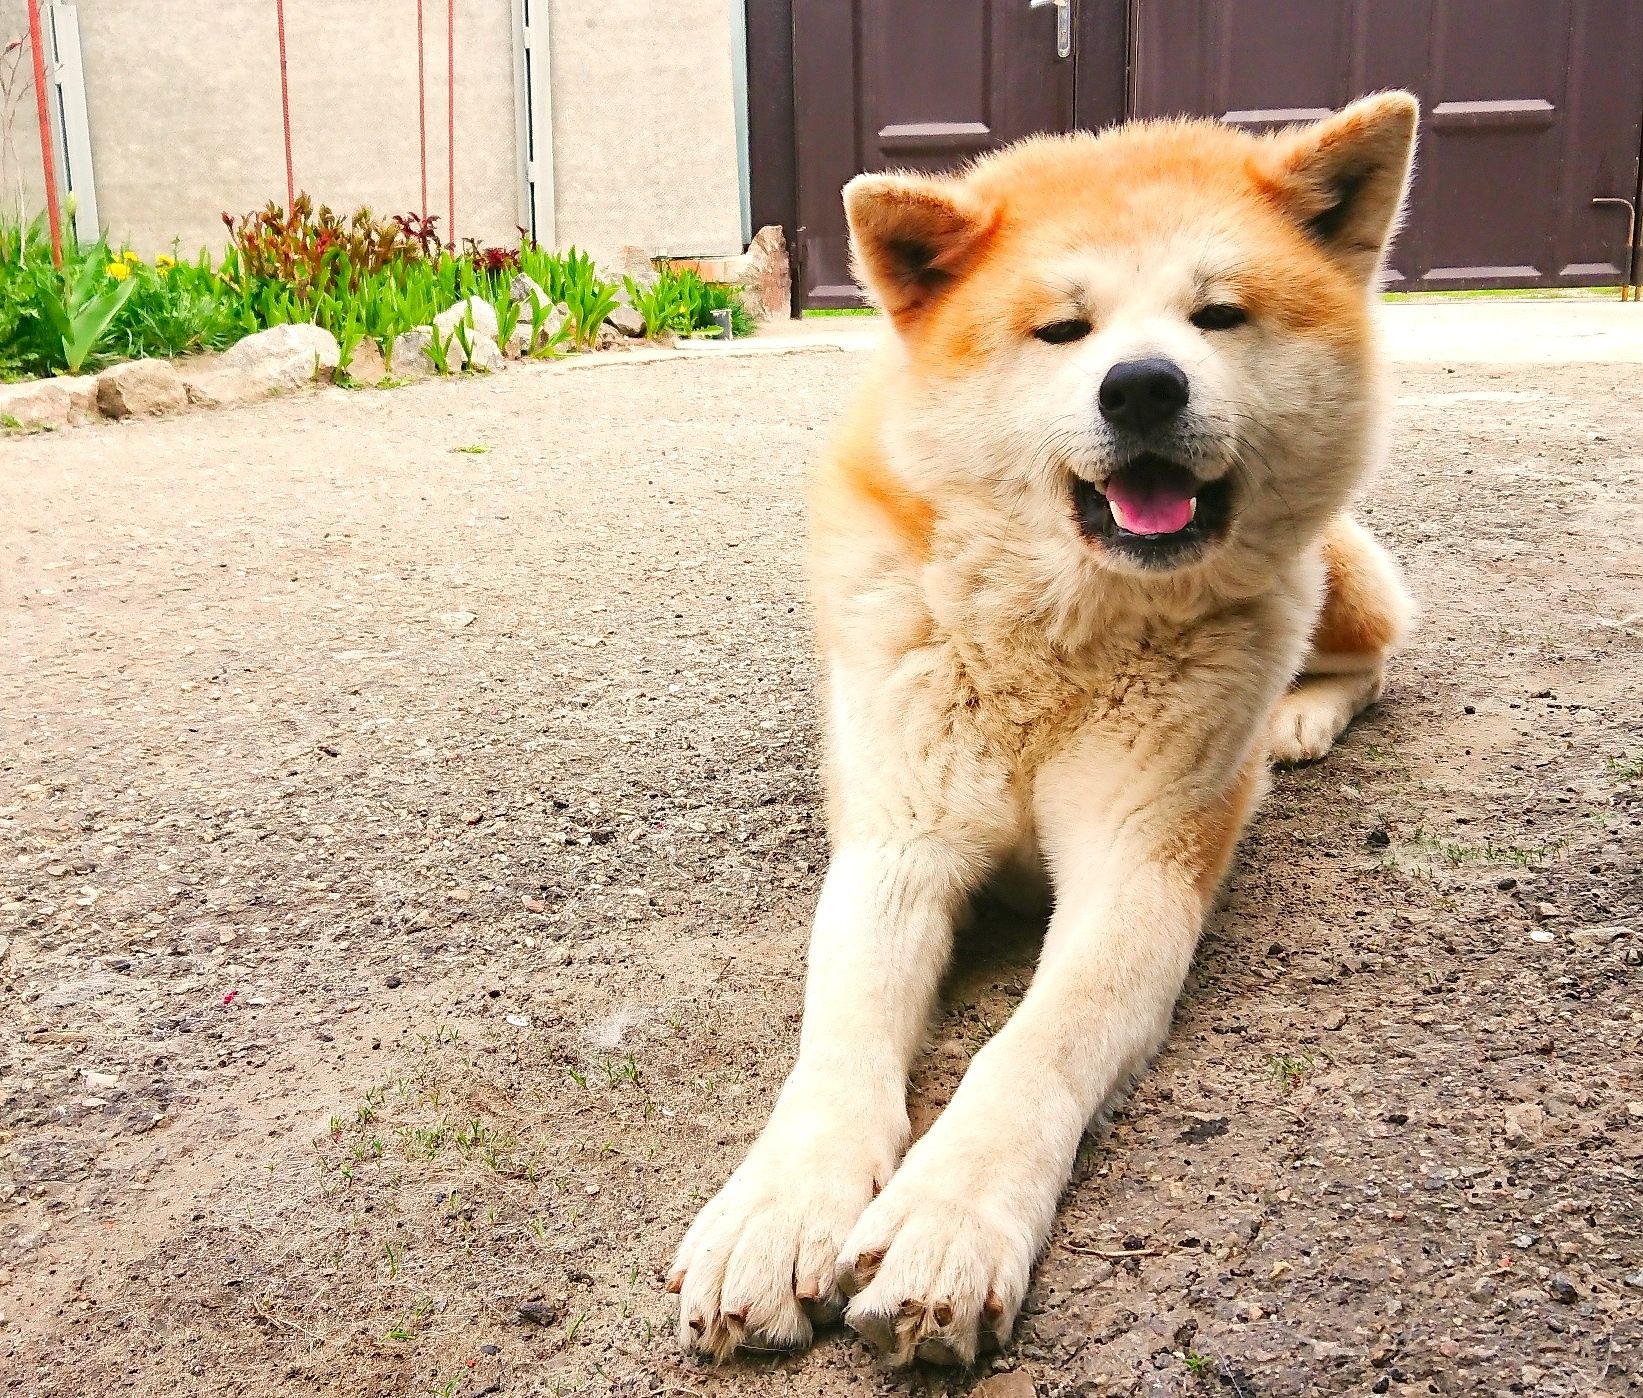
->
[1,350,1640,1398]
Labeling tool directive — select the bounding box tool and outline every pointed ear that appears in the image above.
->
[844,173,999,325]
[1259,91,1419,281]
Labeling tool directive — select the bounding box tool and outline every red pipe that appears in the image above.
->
[25,0,62,265]
[416,0,428,220]
[446,0,456,248]
[275,0,295,207]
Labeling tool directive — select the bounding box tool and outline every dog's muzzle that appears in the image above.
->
[1070,454,1234,570]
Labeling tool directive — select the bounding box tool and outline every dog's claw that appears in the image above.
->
[846,1307,897,1354]
[836,1247,883,1298]
[916,1335,962,1366]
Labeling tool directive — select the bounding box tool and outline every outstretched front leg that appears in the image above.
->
[1267,514,1414,765]
[835,746,1267,1365]
[668,838,978,1359]
[669,662,1010,1362]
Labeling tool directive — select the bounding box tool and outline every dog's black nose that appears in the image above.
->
[1098,357,1190,433]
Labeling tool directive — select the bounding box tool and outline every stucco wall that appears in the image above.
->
[0,0,745,263]
[0,2,49,227]
[547,0,744,260]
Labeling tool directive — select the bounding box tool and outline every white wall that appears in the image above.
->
[0,0,746,264]
[546,0,745,262]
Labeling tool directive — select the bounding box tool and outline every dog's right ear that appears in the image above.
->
[844,174,999,327]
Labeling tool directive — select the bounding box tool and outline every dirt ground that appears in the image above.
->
[2,346,1640,1398]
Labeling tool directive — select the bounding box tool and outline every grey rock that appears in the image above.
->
[504,321,534,359]
[971,1373,1035,1398]
[344,337,388,386]
[1568,923,1632,948]
[509,273,549,311]
[1501,1102,1544,1147]
[607,305,646,338]
[0,377,98,430]
[464,334,505,374]
[179,366,264,408]
[218,323,341,390]
[433,295,500,343]
[390,325,460,378]
[739,223,791,322]
[95,359,186,418]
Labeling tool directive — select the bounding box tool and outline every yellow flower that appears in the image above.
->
[122,249,141,264]
[154,254,176,271]
[106,261,131,281]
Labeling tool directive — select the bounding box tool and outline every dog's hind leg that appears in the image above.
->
[1266,514,1414,765]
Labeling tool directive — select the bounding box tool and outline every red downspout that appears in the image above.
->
[275,0,295,207]
[25,0,62,265]
[446,0,456,248]
[416,0,428,221]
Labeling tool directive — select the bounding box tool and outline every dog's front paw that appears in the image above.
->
[834,1160,1037,1367]
[1266,687,1344,765]
[669,1118,894,1362]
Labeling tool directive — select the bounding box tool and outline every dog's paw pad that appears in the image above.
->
[670,1128,891,1361]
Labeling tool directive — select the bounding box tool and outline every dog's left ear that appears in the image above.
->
[1259,91,1419,281]
[844,173,999,327]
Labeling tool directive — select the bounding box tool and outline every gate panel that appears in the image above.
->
[791,0,1076,308]
[1128,0,1643,291]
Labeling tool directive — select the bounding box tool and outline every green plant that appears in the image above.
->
[522,244,620,348]
[39,251,140,372]
[623,271,692,338]
[526,293,572,357]
[622,265,756,340]
[671,267,756,338]
[223,195,431,294]
[1266,1052,1313,1093]
[385,1296,432,1342]
[425,325,453,375]
[450,313,475,369]
[2,204,649,382]
[490,286,521,352]
[1608,752,1643,782]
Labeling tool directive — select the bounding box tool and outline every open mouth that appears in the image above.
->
[1070,454,1234,570]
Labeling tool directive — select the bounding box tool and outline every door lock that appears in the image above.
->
[1029,0,1073,60]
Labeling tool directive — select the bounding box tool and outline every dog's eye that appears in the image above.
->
[1190,303,1248,331]
[1034,318,1091,345]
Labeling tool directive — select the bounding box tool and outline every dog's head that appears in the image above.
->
[844,94,1417,584]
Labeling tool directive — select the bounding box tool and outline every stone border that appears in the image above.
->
[1,317,847,437]
[1,324,341,433]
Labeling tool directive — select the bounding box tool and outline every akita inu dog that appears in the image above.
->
[670,93,1418,1367]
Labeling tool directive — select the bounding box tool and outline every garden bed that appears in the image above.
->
[2,198,763,433]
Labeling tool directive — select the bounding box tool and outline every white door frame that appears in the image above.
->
[511,0,556,246]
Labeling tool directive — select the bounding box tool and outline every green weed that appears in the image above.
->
[1406,826,1563,867]
[385,1296,432,1342]
[1607,752,1643,783]
[1267,1053,1314,1093]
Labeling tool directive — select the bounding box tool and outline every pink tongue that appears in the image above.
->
[1106,480,1195,535]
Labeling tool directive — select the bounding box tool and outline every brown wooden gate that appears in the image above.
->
[1132,0,1643,292]
[753,0,1643,309]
